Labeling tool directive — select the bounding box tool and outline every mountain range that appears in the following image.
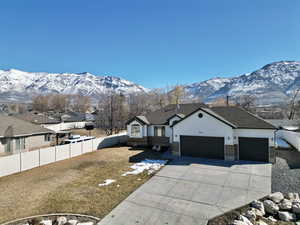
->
[0,61,300,105]
[0,69,147,103]
[185,61,300,105]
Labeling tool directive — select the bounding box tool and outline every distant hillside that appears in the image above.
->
[185,61,300,105]
[0,69,147,102]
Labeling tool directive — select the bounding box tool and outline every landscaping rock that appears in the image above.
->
[268,192,284,203]
[40,220,52,225]
[237,215,253,225]
[250,200,265,214]
[256,220,268,225]
[231,220,249,225]
[244,207,265,221]
[29,218,43,225]
[263,200,279,214]
[279,198,292,210]
[243,209,256,221]
[278,211,296,222]
[267,216,277,222]
[292,202,300,214]
[77,222,93,225]
[56,217,67,225]
[67,220,78,225]
[286,193,300,202]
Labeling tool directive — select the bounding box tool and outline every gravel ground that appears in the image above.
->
[272,157,300,193]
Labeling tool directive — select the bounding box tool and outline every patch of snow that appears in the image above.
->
[122,159,168,176]
[98,179,116,187]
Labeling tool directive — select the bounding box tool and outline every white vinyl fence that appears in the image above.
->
[0,133,128,178]
[277,130,300,151]
[42,122,87,132]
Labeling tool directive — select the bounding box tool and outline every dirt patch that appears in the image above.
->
[0,147,165,224]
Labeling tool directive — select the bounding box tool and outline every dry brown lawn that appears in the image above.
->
[0,147,164,224]
[69,128,107,137]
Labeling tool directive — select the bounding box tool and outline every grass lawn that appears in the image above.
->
[0,147,165,224]
[69,128,107,137]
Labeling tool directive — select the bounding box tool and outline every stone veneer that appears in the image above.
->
[224,145,236,161]
[171,142,180,156]
[269,146,276,163]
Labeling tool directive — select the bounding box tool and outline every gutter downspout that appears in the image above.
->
[273,128,279,164]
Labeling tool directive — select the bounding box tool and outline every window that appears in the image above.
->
[131,125,141,137]
[44,134,51,142]
[154,126,165,137]
[15,137,25,151]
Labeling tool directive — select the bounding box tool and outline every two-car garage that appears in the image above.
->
[179,135,270,162]
[172,107,276,163]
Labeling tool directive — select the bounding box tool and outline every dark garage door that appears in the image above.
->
[239,137,269,162]
[180,136,224,159]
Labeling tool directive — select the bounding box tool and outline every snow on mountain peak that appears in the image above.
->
[185,61,300,105]
[0,69,147,102]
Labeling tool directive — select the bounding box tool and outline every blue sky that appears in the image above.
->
[0,0,299,88]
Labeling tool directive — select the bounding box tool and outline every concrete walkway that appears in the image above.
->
[98,158,271,225]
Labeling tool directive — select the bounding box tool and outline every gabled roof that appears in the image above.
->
[126,116,150,125]
[171,107,237,128]
[15,112,60,124]
[127,104,276,130]
[144,103,207,125]
[210,107,276,129]
[167,113,185,121]
[172,106,276,129]
[61,112,86,122]
[0,115,54,137]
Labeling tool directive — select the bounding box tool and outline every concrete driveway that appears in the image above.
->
[98,158,271,225]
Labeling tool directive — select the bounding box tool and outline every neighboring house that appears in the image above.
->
[15,112,61,125]
[127,104,277,162]
[0,115,54,155]
[61,112,86,123]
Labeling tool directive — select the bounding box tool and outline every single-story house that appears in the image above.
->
[126,103,277,162]
[0,115,55,155]
[15,112,61,125]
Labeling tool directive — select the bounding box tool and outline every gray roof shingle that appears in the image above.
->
[210,106,276,129]
[129,103,276,130]
[0,115,54,137]
[144,103,207,125]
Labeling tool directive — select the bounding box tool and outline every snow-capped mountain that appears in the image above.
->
[0,69,147,102]
[1,61,300,105]
[185,61,300,104]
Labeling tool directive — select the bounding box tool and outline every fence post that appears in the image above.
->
[81,141,83,154]
[19,151,22,172]
[55,146,57,162]
[92,139,94,151]
[39,148,41,167]
[69,143,71,158]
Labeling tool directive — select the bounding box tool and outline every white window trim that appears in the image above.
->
[131,124,142,137]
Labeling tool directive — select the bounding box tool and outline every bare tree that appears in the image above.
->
[168,85,186,105]
[97,92,128,135]
[50,94,70,112]
[32,95,50,112]
[71,95,91,113]
[235,95,256,113]
[286,89,300,120]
